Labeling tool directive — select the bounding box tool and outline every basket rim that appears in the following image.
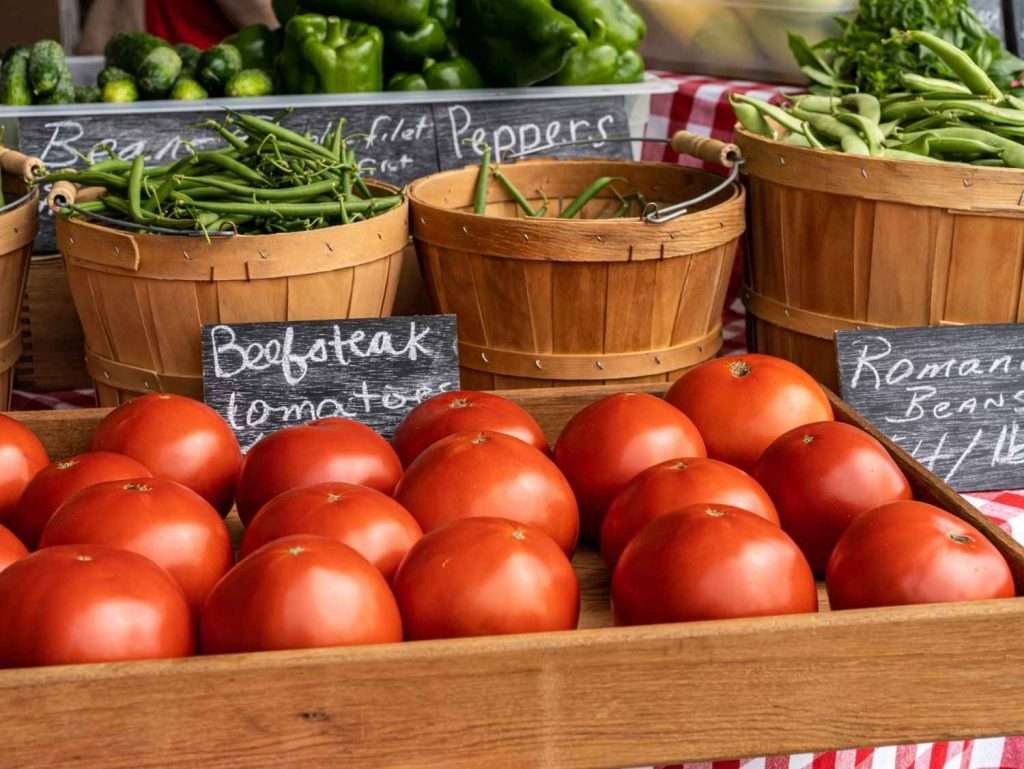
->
[0,187,39,218]
[407,158,743,225]
[734,126,1024,212]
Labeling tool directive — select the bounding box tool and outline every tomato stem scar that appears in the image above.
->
[948,532,973,545]
[728,360,752,378]
[511,528,526,541]
[124,482,152,492]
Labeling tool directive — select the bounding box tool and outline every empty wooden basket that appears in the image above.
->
[737,128,1024,389]
[408,159,745,390]
[57,184,407,406]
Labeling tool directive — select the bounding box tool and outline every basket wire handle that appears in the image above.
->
[504,131,744,225]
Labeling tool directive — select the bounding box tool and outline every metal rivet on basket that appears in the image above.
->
[377,232,383,240]
[698,345,704,353]
[480,352,489,364]
[143,380,151,389]
[784,309,791,317]
[595,361,605,370]
[522,233,529,241]
[325,242,334,252]
[68,236,75,245]
[963,178,972,188]
[534,359,543,370]
[183,250,192,261]
[596,235,604,242]
[113,246,120,257]
[12,227,17,234]
[860,168,868,179]
[420,217,426,225]
[103,371,110,380]
[258,249,268,259]
[778,156,786,166]
[654,356,662,365]
[462,225,469,234]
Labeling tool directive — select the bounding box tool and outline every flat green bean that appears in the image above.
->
[841,93,881,123]
[900,31,1002,100]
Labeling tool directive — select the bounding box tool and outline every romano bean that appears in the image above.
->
[836,112,885,154]
[841,93,881,123]
[900,31,1002,100]
[902,73,972,95]
[730,96,773,137]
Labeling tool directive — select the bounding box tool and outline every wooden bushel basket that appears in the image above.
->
[0,149,41,410]
[737,128,1024,390]
[408,156,745,390]
[56,184,408,406]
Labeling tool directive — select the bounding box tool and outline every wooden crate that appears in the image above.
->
[2,384,1024,769]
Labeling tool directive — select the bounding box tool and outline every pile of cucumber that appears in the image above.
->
[1,40,84,106]
[99,33,272,103]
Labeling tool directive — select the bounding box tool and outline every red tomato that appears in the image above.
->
[200,535,402,654]
[40,478,232,615]
[0,544,193,668]
[753,421,912,575]
[612,504,817,626]
[395,431,578,554]
[8,451,152,548]
[392,390,548,467]
[90,394,241,515]
[827,501,1015,609]
[666,354,833,471]
[240,482,422,581]
[0,414,49,527]
[235,419,403,526]
[601,457,779,568]
[0,524,27,573]
[553,393,706,542]
[392,517,579,640]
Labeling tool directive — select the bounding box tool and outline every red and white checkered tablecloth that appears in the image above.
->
[7,72,1024,769]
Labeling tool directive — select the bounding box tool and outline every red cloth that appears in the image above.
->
[145,0,235,49]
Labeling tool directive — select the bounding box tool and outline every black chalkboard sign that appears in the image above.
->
[18,96,629,251]
[836,324,1024,492]
[201,314,460,451]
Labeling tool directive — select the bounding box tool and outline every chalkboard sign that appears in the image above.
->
[836,324,1024,492]
[201,315,460,452]
[970,0,1007,38]
[19,96,630,251]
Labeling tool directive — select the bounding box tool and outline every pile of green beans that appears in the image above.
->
[733,29,1024,168]
[44,111,402,235]
[471,148,645,219]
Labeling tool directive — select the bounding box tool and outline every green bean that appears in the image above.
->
[491,167,538,217]
[187,197,402,217]
[67,200,109,214]
[473,146,491,215]
[41,169,129,188]
[230,112,337,162]
[878,120,900,138]
[902,73,972,95]
[841,93,881,123]
[900,126,1024,168]
[880,92,915,107]
[730,96,773,137]
[902,111,967,132]
[731,93,805,135]
[900,31,1002,100]
[182,176,340,201]
[792,109,870,154]
[196,151,266,184]
[127,156,146,223]
[970,158,1006,166]
[330,119,345,161]
[801,123,827,149]
[204,120,248,152]
[793,95,842,114]
[836,112,885,154]
[783,133,812,147]
[1007,95,1024,112]
[928,137,1002,156]
[881,149,942,163]
[559,176,624,219]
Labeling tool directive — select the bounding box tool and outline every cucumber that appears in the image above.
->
[29,39,66,96]
[197,44,243,95]
[137,45,182,97]
[225,68,273,98]
[102,78,139,103]
[75,84,101,103]
[40,66,75,104]
[175,43,201,77]
[1,46,31,106]
[170,75,208,100]
[98,65,132,88]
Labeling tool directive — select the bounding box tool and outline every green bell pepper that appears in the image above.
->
[388,71,428,90]
[224,24,281,72]
[459,0,586,86]
[296,0,428,29]
[547,19,643,84]
[389,55,485,90]
[551,0,645,52]
[385,17,448,66]
[279,14,384,93]
[430,0,456,30]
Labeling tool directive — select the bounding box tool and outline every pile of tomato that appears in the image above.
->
[0,354,1014,669]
